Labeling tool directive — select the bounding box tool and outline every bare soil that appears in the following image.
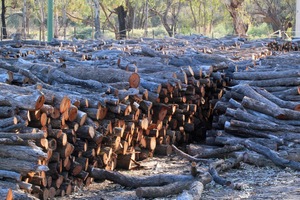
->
[57,154,300,200]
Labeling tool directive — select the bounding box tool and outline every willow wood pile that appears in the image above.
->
[0,35,274,199]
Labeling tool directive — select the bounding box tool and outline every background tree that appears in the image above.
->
[150,0,184,37]
[247,0,295,32]
[91,0,101,39]
[223,0,248,36]
[1,0,8,39]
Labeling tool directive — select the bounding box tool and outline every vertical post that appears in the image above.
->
[47,0,53,41]
[296,0,300,37]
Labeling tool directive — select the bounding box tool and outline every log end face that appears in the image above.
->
[294,105,300,112]
[35,94,45,110]
[129,73,140,88]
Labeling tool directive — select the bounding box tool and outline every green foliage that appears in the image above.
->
[2,0,297,40]
[74,26,93,39]
[212,22,234,38]
[247,23,272,39]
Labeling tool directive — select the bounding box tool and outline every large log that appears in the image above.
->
[0,83,45,110]
[57,67,140,88]
[136,181,196,198]
[90,168,195,188]
[0,170,21,181]
[0,144,47,162]
[233,70,300,80]
[0,157,48,176]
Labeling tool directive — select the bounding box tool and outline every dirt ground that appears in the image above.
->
[57,153,300,200]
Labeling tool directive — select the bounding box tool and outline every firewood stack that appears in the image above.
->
[267,40,300,52]
[208,50,300,170]
[0,36,274,199]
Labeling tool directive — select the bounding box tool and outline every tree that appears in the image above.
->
[248,0,295,32]
[22,0,27,38]
[1,0,7,39]
[187,0,223,36]
[115,5,127,39]
[223,0,248,36]
[35,0,46,41]
[150,0,184,37]
[92,0,101,39]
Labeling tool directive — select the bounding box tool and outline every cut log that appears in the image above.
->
[242,139,300,170]
[90,168,195,188]
[57,67,140,88]
[0,83,45,110]
[0,170,21,181]
[0,157,48,176]
[136,181,195,198]
[0,144,47,161]
[177,181,205,200]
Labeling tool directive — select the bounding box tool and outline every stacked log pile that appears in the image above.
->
[207,50,300,170]
[0,35,284,199]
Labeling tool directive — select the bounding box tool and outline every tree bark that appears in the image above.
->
[115,5,127,39]
[90,167,195,188]
[223,0,248,36]
[1,0,7,39]
[92,0,101,39]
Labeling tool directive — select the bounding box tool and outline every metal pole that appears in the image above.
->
[47,0,53,41]
[296,0,300,37]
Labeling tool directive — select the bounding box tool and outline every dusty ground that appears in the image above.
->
[57,153,300,200]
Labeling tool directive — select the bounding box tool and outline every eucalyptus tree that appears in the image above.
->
[150,0,184,37]
[34,0,46,41]
[246,0,295,32]
[187,0,223,36]
[222,0,248,36]
[88,0,101,39]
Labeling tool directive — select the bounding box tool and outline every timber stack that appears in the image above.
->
[208,49,300,170]
[0,35,283,199]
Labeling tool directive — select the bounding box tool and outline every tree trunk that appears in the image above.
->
[1,0,7,39]
[115,5,127,39]
[92,0,101,39]
[62,0,67,40]
[37,0,45,41]
[144,0,148,37]
[22,0,27,39]
[224,0,248,36]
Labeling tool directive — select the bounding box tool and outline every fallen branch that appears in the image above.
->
[171,144,209,163]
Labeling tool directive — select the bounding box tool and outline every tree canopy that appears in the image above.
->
[0,0,297,40]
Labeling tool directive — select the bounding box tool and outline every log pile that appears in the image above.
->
[208,50,300,170]
[267,39,300,52]
[0,35,290,199]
